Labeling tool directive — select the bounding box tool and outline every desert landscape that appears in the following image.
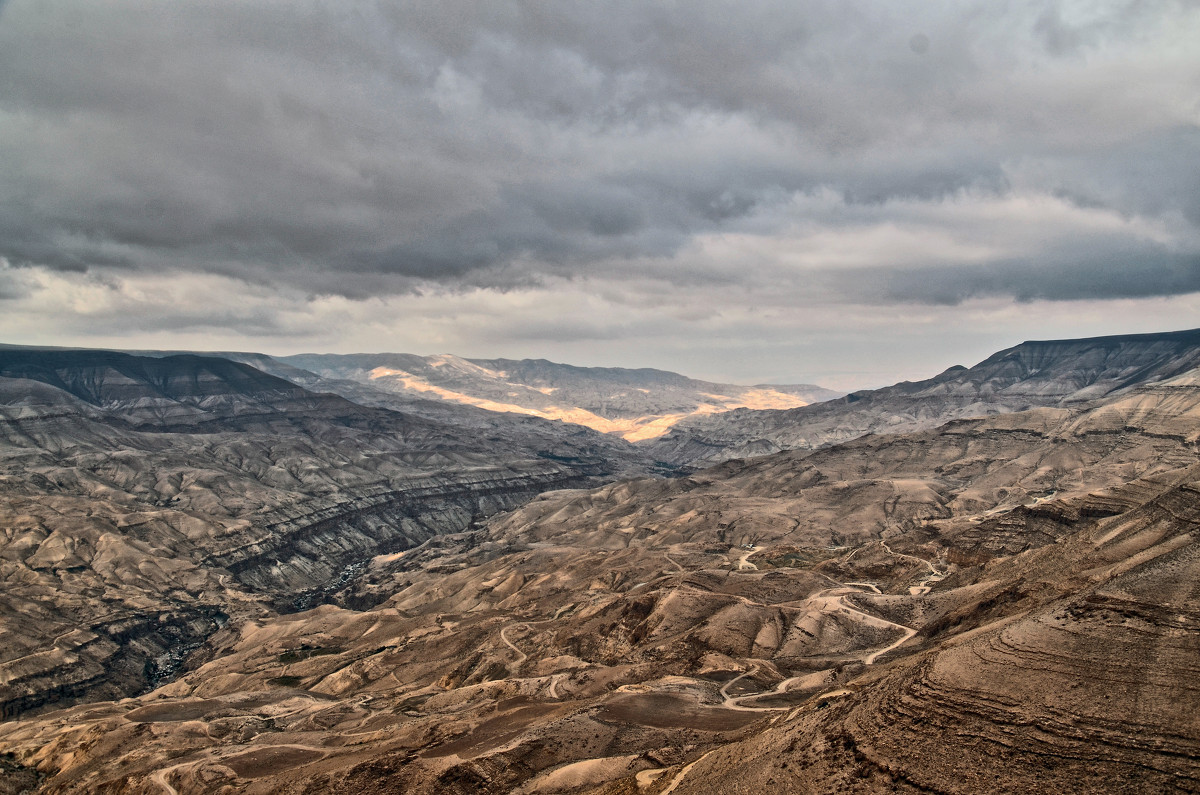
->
[2,330,1199,793]
[3,2,1199,791]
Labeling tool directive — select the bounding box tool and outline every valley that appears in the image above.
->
[6,1,1196,791]
[1,333,1199,793]
[0,349,656,720]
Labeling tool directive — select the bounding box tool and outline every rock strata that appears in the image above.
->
[0,349,653,716]
[650,327,1200,467]
[2,337,1200,793]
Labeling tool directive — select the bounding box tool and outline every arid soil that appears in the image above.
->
[0,350,655,719]
[3,347,1199,793]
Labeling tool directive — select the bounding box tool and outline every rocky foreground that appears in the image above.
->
[1,338,1198,793]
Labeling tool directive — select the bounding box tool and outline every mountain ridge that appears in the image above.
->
[647,326,1200,467]
[280,351,843,441]
[0,349,306,407]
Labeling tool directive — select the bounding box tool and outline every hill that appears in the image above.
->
[2,333,1199,793]
[648,327,1200,467]
[281,352,841,441]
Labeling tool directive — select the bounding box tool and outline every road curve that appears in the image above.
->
[500,623,529,668]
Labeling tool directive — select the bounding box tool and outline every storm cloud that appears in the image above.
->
[1,1,1198,386]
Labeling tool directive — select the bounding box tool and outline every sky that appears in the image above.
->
[1,1,1198,391]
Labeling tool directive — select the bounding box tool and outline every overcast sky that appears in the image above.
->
[1,1,1198,389]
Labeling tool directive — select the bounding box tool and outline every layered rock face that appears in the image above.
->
[673,474,1200,794]
[1,336,1198,793]
[648,327,1200,467]
[0,350,653,718]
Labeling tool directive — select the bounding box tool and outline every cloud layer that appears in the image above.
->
[1,1,1198,385]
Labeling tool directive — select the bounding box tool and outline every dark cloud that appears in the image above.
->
[0,0,1197,308]
[851,251,1200,306]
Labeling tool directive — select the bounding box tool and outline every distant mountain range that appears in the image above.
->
[647,328,1200,467]
[274,352,843,441]
[0,343,844,442]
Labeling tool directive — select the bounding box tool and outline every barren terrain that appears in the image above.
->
[0,350,653,718]
[278,353,841,441]
[2,335,1199,793]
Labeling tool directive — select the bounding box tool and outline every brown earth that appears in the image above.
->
[2,340,1200,793]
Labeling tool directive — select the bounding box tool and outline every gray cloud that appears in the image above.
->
[0,262,29,300]
[854,251,1200,305]
[0,0,1198,312]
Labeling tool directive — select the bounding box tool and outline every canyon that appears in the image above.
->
[1,333,1198,793]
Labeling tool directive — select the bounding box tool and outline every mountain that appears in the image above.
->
[0,348,655,718]
[648,327,1200,467]
[0,349,306,406]
[279,352,842,441]
[1,333,1199,793]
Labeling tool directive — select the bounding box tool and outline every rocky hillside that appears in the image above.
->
[648,327,1200,467]
[2,336,1198,792]
[279,352,841,441]
[0,349,656,718]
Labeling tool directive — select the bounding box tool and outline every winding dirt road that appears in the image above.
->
[656,750,714,794]
[500,623,530,668]
[717,576,922,711]
[879,540,945,595]
[734,546,759,571]
[718,666,812,712]
[150,766,183,795]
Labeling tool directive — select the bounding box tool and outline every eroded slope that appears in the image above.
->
[0,350,653,718]
[650,327,1200,467]
[4,373,1198,792]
